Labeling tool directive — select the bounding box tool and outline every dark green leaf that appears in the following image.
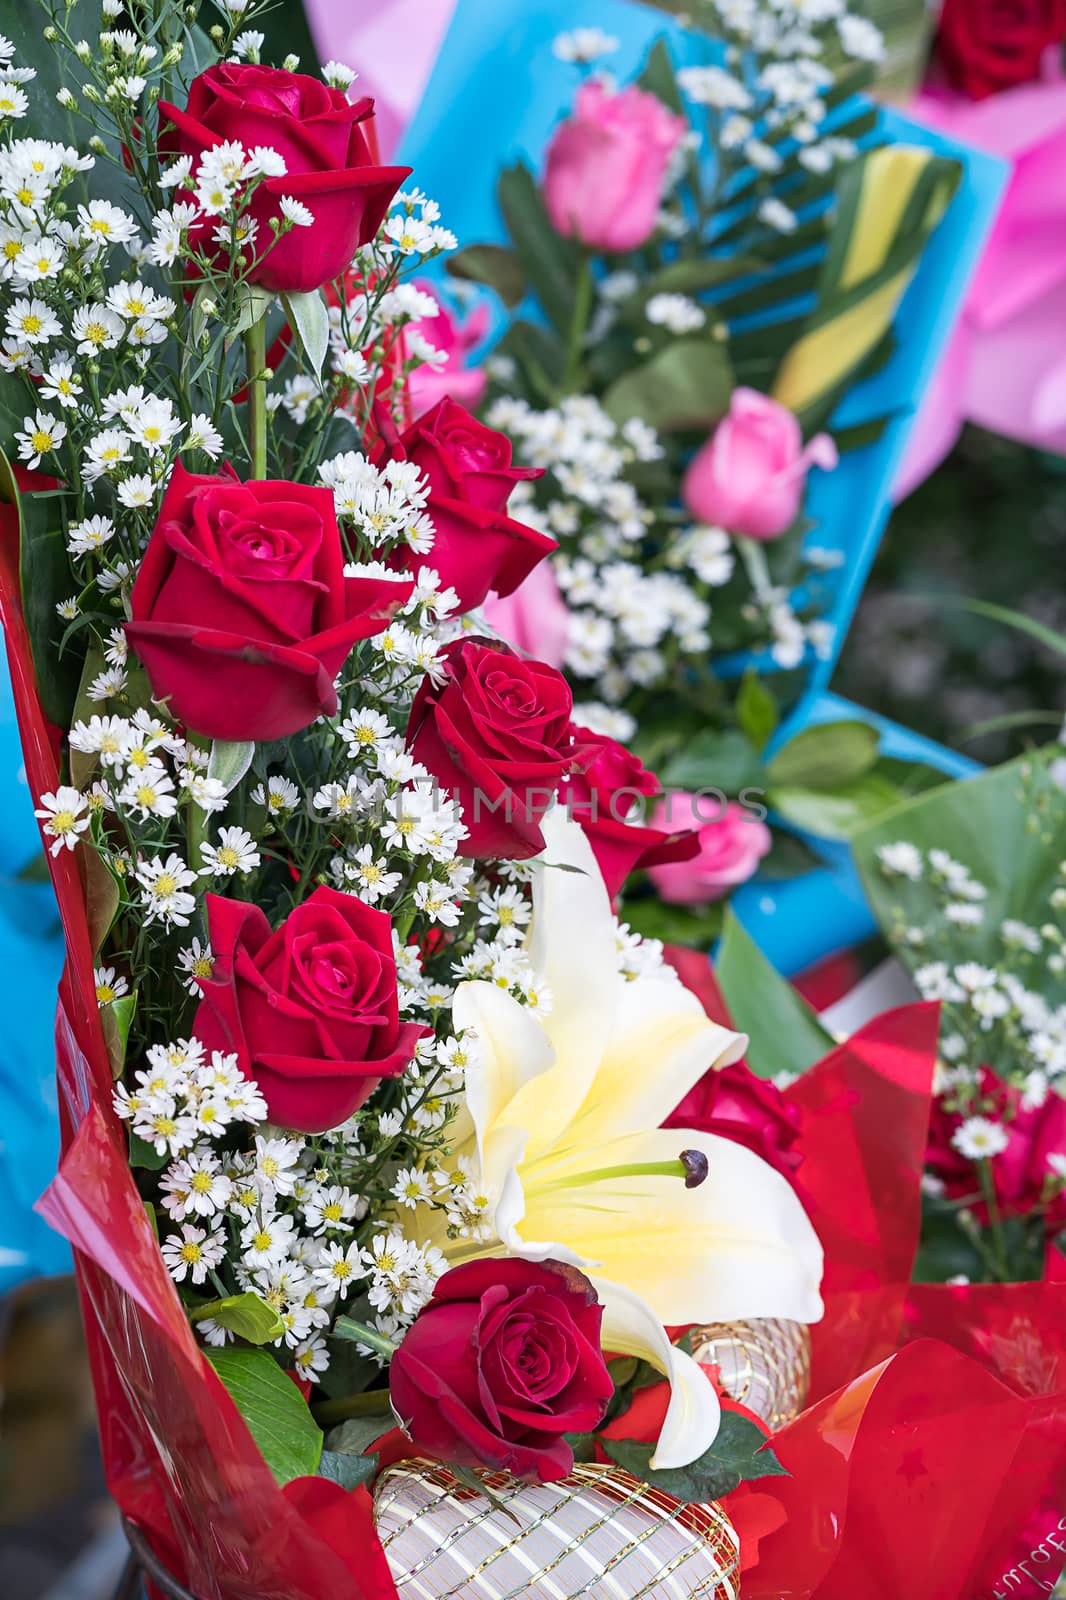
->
[620,897,723,949]
[660,728,766,793]
[447,244,525,308]
[84,844,120,956]
[281,291,330,379]
[641,257,764,298]
[495,319,566,404]
[128,1132,168,1171]
[101,992,137,1080]
[636,38,685,114]
[325,1414,393,1457]
[601,1413,787,1503]
[3,451,82,727]
[603,339,734,432]
[767,719,880,789]
[497,163,581,335]
[735,672,780,753]
[206,1347,323,1486]
[759,830,822,880]
[935,596,1066,660]
[190,1292,285,1345]
[716,911,833,1078]
[318,1449,379,1490]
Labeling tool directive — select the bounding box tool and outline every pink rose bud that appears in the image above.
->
[542,80,688,253]
[647,795,772,904]
[682,387,839,541]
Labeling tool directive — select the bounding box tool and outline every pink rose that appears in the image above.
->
[406,281,489,419]
[682,388,838,541]
[542,81,687,253]
[482,560,571,668]
[647,795,772,904]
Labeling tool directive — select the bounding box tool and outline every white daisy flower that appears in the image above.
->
[34,785,89,855]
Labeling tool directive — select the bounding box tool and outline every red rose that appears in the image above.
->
[558,725,699,899]
[389,1259,613,1482]
[406,638,579,859]
[159,63,410,292]
[937,0,1066,98]
[388,399,553,611]
[666,1060,803,1183]
[193,886,428,1133]
[928,1067,1066,1225]
[125,462,410,742]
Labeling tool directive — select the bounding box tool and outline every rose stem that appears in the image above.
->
[243,313,268,479]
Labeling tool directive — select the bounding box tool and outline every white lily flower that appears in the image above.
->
[429,805,824,1469]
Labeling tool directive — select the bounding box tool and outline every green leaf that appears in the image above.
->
[208,739,255,796]
[769,772,903,840]
[716,911,833,1079]
[641,257,764,299]
[281,290,330,379]
[69,642,108,788]
[446,244,525,308]
[128,1131,168,1171]
[735,672,780,753]
[83,842,120,955]
[497,163,581,336]
[601,1413,787,1503]
[206,1347,323,1486]
[233,283,275,338]
[636,37,685,114]
[767,719,880,789]
[318,1449,378,1490]
[101,992,137,1080]
[495,319,566,405]
[190,1292,285,1345]
[2,451,81,727]
[324,1414,391,1457]
[603,339,734,432]
[853,747,1066,985]
[621,897,723,949]
[759,830,822,880]
[659,728,766,793]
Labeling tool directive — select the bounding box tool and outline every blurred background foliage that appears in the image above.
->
[838,430,1066,765]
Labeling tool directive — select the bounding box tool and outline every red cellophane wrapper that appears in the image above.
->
[0,510,401,1600]
[668,944,1066,1600]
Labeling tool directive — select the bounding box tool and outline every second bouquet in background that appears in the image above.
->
[392,0,1002,954]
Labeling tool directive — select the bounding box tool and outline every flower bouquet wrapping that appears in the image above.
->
[388,0,1007,972]
[0,2,840,1595]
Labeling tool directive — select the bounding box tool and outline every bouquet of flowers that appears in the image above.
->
[400,8,977,943]
[0,1,836,1592]
[854,745,1066,1286]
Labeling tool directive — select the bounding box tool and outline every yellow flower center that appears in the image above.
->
[31,430,52,454]
[154,872,177,898]
[96,983,116,1003]
[192,957,213,979]
[217,845,239,869]
[191,1171,213,1194]
[20,313,41,334]
[179,1241,202,1264]
[323,1202,342,1223]
[85,321,107,345]
[51,808,75,833]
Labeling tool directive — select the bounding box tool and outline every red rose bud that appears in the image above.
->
[666,1060,803,1184]
[559,724,699,900]
[159,63,410,293]
[389,1259,614,1483]
[387,398,553,612]
[406,638,579,860]
[125,461,411,742]
[193,887,429,1133]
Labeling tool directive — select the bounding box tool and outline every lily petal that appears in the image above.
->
[570,968,746,1147]
[593,1276,722,1469]
[524,1128,824,1327]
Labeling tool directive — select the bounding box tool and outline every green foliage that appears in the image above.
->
[601,1412,787,1503]
[621,897,723,949]
[659,728,767,793]
[207,1347,323,1486]
[447,243,526,308]
[736,672,780,753]
[767,719,880,789]
[281,290,331,379]
[2,452,82,727]
[189,1292,286,1345]
[715,911,834,1078]
[602,338,735,432]
[497,163,581,336]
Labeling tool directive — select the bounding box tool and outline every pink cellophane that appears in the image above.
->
[0,505,400,1600]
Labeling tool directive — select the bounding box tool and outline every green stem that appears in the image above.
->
[243,314,268,479]
[561,251,593,397]
[737,536,773,602]
[975,1159,1011,1283]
